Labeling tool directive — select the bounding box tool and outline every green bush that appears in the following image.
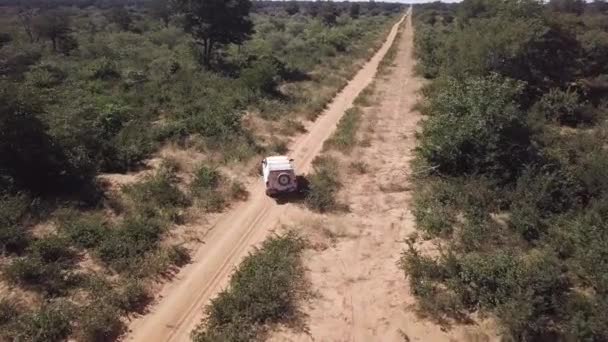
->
[129,244,191,279]
[123,167,188,220]
[25,63,67,88]
[85,57,121,80]
[28,235,75,264]
[535,88,589,126]
[413,24,444,78]
[240,56,283,94]
[113,279,150,313]
[190,165,229,212]
[94,216,165,272]
[411,177,459,237]
[101,120,156,173]
[509,167,583,241]
[77,301,123,342]
[229,181,249,201]
[191,166,221,192]
[418,74,533,180]
[58,211,107,249]
[0,194,31,254]
[324,107,361,152]
[3,249,79,296]
[305,156,342,212]
[192,232,306,342]
[13,303,73,342]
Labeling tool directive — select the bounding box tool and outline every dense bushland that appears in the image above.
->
[190,232,306,342]
[1,1,399,198]
[404,0,608,340]
[1,0,403,339]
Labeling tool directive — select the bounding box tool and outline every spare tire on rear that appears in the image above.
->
[278,173,290,186]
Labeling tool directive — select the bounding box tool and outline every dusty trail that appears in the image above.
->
[269,12,498,342]
[125,12,408,342]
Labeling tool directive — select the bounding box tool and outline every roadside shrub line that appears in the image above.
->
[190,232,306,342]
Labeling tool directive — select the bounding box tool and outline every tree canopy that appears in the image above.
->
[174,0,254,66]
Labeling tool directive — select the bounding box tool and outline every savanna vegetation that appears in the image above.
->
[191,232,306,341]
[403,0,608,340]
[0,0,403,340]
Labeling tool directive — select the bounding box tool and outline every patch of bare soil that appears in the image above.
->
[268,11,500,342]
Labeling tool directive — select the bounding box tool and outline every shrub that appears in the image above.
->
[58,211,106,249]
[28,235,75,264]
[123,168,188,220]
[114,279,150,313]
[130,244,191,278]
[353,85,374,107]
[324,107,361,152]
[240,56,283,94]
[509,167,582,242]
[305,157,342,212]
[411,177,458,237]
[192,232,306,341]
[325,31,349,52]
[166,244,191,267]
[229,181,249,201]
[418,74,533,180]
[25,64,67,88]
[85,57,121,80]
[94,216,165,271]
[3,256,78,296]
[101,120,156,173]
[191,166,221,193]
[0,194,30,254]
[535,88,590,126]
[191,165,228,212]
[77,301,123,342]
[14,303,73,342]
[413,24,444,78]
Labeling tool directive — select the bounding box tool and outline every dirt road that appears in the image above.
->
[125,12,408,342]
[269,12,499,342]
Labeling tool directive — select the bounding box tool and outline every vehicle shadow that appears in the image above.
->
[273,175,309,205]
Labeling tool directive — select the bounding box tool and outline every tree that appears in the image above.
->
[286,1,299,16]
[149,0,172,28]
[594,0,608,13]
[107,7,132,31]
[367,0,378,14]
[308,1,320,17]
[32,10,71,52]
[349,3,360,18]
[17,6,36,43]
[549,0,585,14]
[174,0,254,67]
[0,33,12,48]
[321,1,338,26]
[0,84,75,194]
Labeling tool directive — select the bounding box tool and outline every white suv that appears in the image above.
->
[262,156,298,196]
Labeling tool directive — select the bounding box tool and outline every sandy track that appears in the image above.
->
[125,13,407,342]
[269,12,498,342]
